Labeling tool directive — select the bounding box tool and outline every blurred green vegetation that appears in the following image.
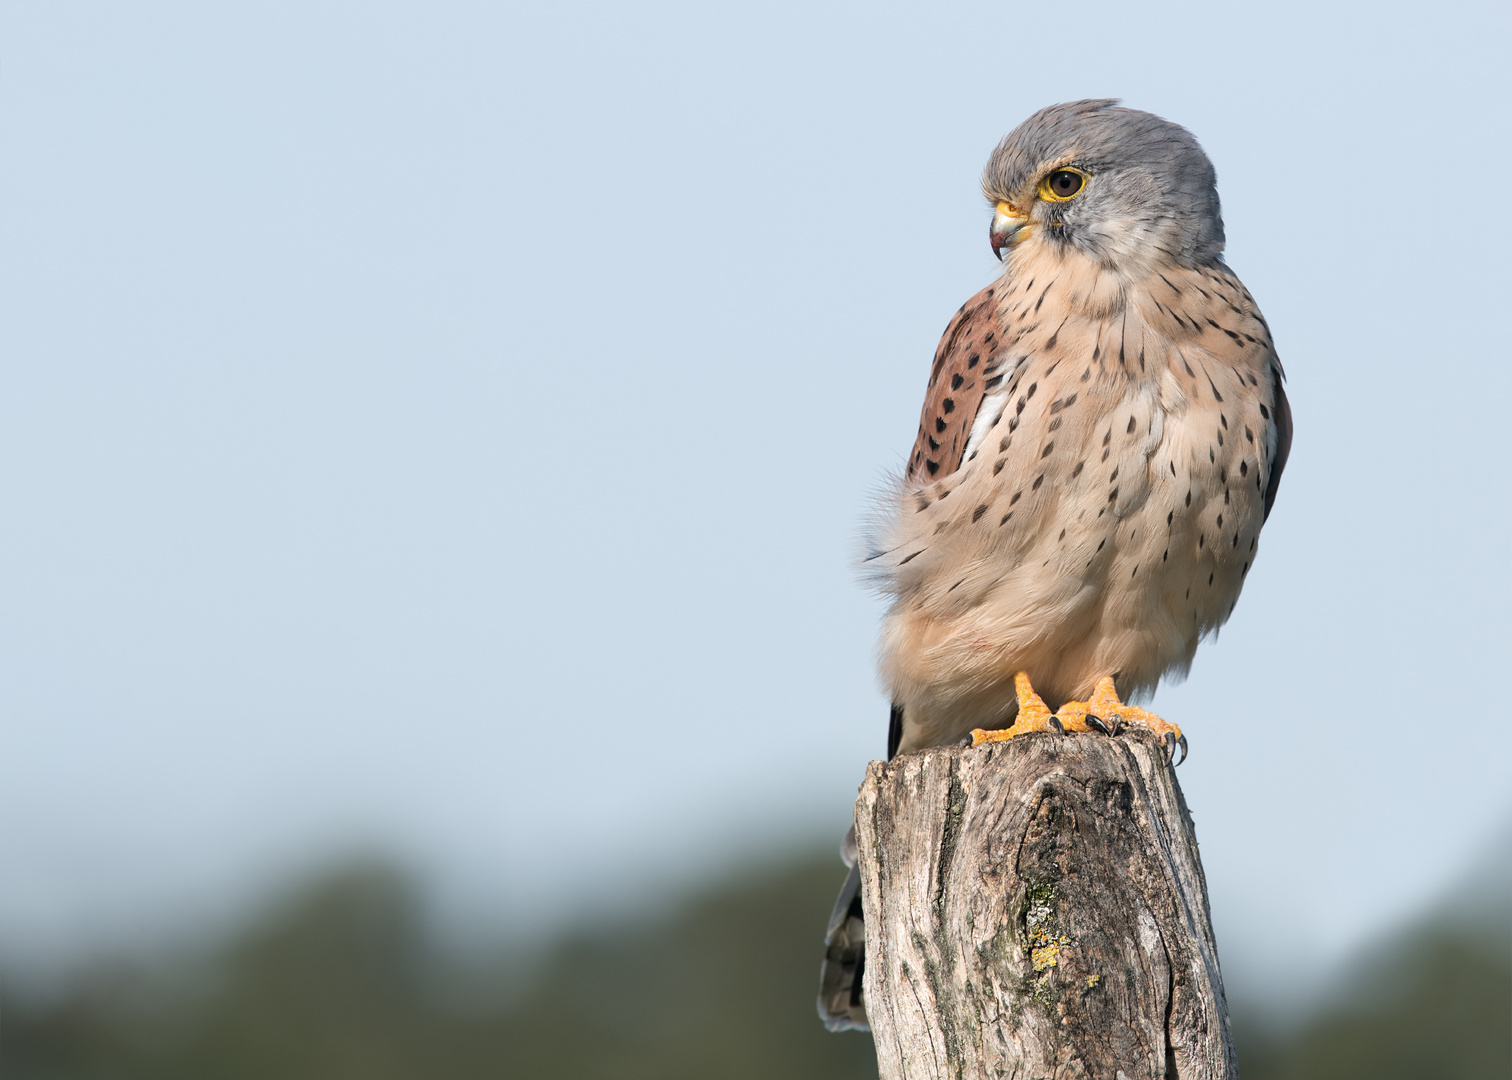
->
[3,854,878,1080]
[2,849,1506,1079]
[1236,927,1510,1080]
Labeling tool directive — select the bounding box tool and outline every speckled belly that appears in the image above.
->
[879,366,1268,752]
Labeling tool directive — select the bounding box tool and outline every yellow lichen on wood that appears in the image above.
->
[1031,943,1061,971]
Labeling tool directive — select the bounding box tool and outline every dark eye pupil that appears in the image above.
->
[1051,171,1082,197]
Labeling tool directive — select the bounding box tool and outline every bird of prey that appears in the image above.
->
[819,100,1291,1031]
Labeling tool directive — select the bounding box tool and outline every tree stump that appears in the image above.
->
[855,729,1237,1080]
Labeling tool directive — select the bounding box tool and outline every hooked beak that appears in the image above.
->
[989,200,1030,260]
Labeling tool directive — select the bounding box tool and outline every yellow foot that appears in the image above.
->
[970,672,1103,747]
[1057,676,1187,765]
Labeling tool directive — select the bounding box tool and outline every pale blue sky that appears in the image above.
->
[1,1,1508,993]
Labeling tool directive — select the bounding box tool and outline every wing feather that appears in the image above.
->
[1263,376,1291,521]
[905,286,1000,481]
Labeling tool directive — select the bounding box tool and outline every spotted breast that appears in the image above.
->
[875,247,1290,754]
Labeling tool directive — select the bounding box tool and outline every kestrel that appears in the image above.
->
[819,100,1291,1031]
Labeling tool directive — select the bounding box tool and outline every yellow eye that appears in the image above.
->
[1038,168,1087,202]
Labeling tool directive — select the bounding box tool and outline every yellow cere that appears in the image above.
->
[995,200,1027,220]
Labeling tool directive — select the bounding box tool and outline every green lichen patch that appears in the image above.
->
[1018,880,1077,1010]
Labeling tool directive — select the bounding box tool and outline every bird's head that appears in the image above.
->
[983,100,1224,274]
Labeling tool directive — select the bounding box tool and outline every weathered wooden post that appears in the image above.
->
[855,729,1237,1079]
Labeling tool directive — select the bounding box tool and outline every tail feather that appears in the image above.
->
[819,703,903,1032]
[816,861,868,1031]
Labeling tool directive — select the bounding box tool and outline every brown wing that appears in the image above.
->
[904,285,1001,482]
[1263,373,1292,521]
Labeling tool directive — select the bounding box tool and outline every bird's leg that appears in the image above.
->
[1057,676,1187,764]
[970,672,1103,747]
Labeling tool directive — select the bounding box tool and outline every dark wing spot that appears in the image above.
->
[1032,474,1044,491]
[972,504,989,523]
[943,398,956,414]
[1126,416,1136,434]
[1071,461,1084,478]
[926,460,940,475]
[1041,442,1054,458]
[950,373,964,390]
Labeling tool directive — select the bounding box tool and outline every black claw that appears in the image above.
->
[1086,713,1112,736]
[1163,731,1177,761]
[958,734,974,749]
[1175,734,1188,767]
[1048,715,1065,735]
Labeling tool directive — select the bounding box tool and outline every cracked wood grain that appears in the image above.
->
[855,730,1237,1079]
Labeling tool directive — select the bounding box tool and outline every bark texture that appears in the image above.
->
[856,729,1237,1080]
